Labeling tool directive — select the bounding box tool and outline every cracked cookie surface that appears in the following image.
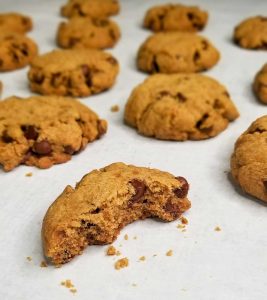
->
[0,32,38,71]
[137,32,220,74]
[0,95,107,171]
[231,116,267,202]
[253,63,267,103]
[0,13,32,34]
[28,49,119,97]
[124,74,239,140]
[61,0,120,18]
[57,17,120,49]
[144,4,208,32]
[42,162,191,265]
[234,16,267,49]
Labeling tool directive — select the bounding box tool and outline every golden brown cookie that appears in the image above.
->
[61,0,120,18]
[137,32,220,74]
[234,16,267,49]
[124,74,239,140]
[28,49,119,97]
[253,63,267,103]
[231,116,267,202]
[0,13,32,34]
[144,4,208,32]
[57,17,120,49]
[42,162,191,265]
[0,95,107,171]
[0,32,38,71]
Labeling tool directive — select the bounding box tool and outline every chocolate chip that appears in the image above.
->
[157,90,171,99]
[106,56,118,65]
[187,12,194,20]
[263,180,267,190]
[0,59,3,66]
[109,29,116,40]
[176,92,187,102]
[21,151,32,164]
[64,145,75,155]
[201,40,208,50]
[193,50,200,62]
[23,125,39,140]
[2,131,13,143]
[33,140,52,155]
[33,73,44,84]
[164,199,180,217]
[152,57,160,73]
[69,37,80,47]
[91,208,101,214]
[196,113,209,129]
[93,19,109,27]
[173,176,189,198]
[223,91,230,97]
[129,179,146,204]
[81,65,89,76]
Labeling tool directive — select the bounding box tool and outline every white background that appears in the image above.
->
[0,0,267,299]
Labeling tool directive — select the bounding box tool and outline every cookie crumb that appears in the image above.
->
[26,256,32,261]
[177,224,186,229]
[114,257,129,270]
[133,236,137,240]
[139,256,146,261]
[180,216,188,224]
[111,105,119,112]
[182,229,187,232]
[152,254,157,257]
[166,250,173,257]
[132,283,137,287]
[40,261,48,268]
[116,250,121,256]
[61,280,74,288]
[124,234,128,240]
[215,226,221,232]
[70,288,77,294]
[25,172,33,177]
[106,245,116,256]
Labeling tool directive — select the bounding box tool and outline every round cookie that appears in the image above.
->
[124,74,239,141]
[42,162,191,265]
[234,16,267,49]
[253,63,267,103]
[137,32,220,74]
[0,95,107,171]
[28,49,119,97]
[144,4,208,32]
[57,17,121,49]
[0,13,32,34]
[0,32,38,71]
[231,116,267,202]
[61,0,120,18]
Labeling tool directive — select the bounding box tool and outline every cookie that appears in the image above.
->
[144,4,208,32]
[61,0,120,18]
[42,162,191,265]
[234,16,267,49]
[0,13,32,34]
[137,32,220,74]
[124,74,239,140]
[28,49,119,97]
[0,95,107,171]
[0,32,38,71]
[253,63,267,103]
[231,116,267,202]
[57,17,120,49]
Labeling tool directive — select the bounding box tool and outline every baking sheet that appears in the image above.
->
[1,0,267,299]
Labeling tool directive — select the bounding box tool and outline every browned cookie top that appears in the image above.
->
[137,32,220,74]
[42,162,191,265]
[253,63,267,103]
[231,116,267,202]
[124,74,239,141]
[28,49,119,97]
[0,12,32,34]
[144,3,208,32]
[61,0,120,18]
[57,17,121,49]
[0,32,38,71]
[0,95,107,171]
[234,16,267,49]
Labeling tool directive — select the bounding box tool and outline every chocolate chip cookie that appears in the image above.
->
[124,74,239,140]
[42,162,191,265]
[28,49,119,97]
[0,13,32,34]
[137,32,220,74]
[253,63,267,103]
[144,4,208,32]
[234,16,267,49]
[0,32,38,71]
[0,95,107,171]
[57,17,120,49]
[231,116,267,202]
[61,0,120,18]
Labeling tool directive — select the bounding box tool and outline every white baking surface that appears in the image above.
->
[0,0,267,299]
